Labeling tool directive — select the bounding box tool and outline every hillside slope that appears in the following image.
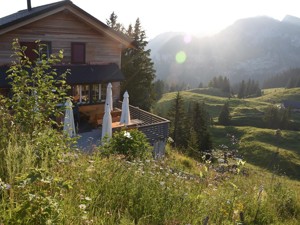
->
[153,88,300,179]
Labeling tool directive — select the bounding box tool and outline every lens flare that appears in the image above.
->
[175,51,187,64]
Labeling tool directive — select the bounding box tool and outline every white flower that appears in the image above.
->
[85,197,92,201]
[124,131,132,139]
[79,204,87,210]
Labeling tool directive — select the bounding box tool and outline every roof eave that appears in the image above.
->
[0,1,133,48]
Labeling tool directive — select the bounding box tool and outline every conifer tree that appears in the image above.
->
[106,12,124,32]
[238,80,246,98]
[168,92,186,148]
[121,19,156,111]
[107,14,156,111]
[192,102,213,152]
[218,102,231,125]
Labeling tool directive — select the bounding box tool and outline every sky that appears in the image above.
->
[1,0,300,40]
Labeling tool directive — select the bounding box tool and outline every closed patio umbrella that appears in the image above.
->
[105,83,113,112]
[101,103,112,140]
[120,91,131,125]
[63,98,76,137]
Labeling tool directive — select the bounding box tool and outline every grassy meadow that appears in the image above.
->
[1,59,300,225]
[1,141,300,224]
[153,87,300,180]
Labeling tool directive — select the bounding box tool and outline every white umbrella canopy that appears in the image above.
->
[101,103,112,140]
[105,83,113,112]
[63,98,76,137]
[120,91,131,125]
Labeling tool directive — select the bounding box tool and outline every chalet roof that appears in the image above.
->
[282,100,300,109]
[0,63,124,88]
[0,0,132,47]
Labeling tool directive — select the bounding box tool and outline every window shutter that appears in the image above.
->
[71,43,85,64]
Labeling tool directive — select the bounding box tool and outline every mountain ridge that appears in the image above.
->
[149,15,300,86]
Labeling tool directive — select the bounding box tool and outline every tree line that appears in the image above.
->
[263,68,300,89]
[167,92,213,156]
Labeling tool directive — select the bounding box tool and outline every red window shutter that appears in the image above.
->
[71,43,85,64]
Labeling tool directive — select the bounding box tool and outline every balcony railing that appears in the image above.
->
[115,102,170,145]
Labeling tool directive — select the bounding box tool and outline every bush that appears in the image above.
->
[103,129,151,160]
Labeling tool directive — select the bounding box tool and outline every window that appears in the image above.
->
[40,41,52,58]
[71,43,85,64]
[72,84,106,104]
[81,84,89,103]
[20,41,52,60]
[100,83,107,101]
[92,84,101,103]
[20,42,38,61]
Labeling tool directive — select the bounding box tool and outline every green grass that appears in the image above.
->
[211,126,300,179]
[2,86,300,224]
[153,88,300,180]
[154,87,300,126]
[258,87,300,103]
[30,149,300,224]
[1,128,300,224]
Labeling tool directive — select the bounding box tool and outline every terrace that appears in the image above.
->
[76,102,170,155]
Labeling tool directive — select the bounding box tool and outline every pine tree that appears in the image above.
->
[218,102,231,125]
[238,80,246,98]
[107,15,156,111]
[263,105,279,129]
[106,12,124,32]
[168,92,186,148]
[120,19,156,111]
[192,102,213,152]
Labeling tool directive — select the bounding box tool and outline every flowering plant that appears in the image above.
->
[108,129,151,160]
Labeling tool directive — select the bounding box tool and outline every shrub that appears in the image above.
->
[104,129,151,160]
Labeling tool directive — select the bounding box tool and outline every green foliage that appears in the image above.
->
[0,39,71,177]
[237,79,261,98]
[167,92,186,148]
[193,102,212,151]
[1,169,66,224]
[7,39,70,134]
[107,14,156,111]
[263,105,291,129]
[103,129,151,160]
[106,12,125,33]
[263,68,300,89]
[208,75,230,93]
[218,102,231,125]
[0,39,72,224]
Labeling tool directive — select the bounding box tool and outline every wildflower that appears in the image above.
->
[167,137,174,143]
[85,196,92,201]
[124,131,132,139]
[160,181,165,186]
[79,204,87,210]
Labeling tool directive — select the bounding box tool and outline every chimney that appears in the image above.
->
[27,0,32,11]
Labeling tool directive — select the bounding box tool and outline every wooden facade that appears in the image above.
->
[0,0,132,118]
[0,12,122,66]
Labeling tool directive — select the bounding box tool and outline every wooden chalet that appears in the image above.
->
[0,0,169,149]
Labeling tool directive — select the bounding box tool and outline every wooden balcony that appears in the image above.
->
[77,102,170,146]
[115,102,170,145]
